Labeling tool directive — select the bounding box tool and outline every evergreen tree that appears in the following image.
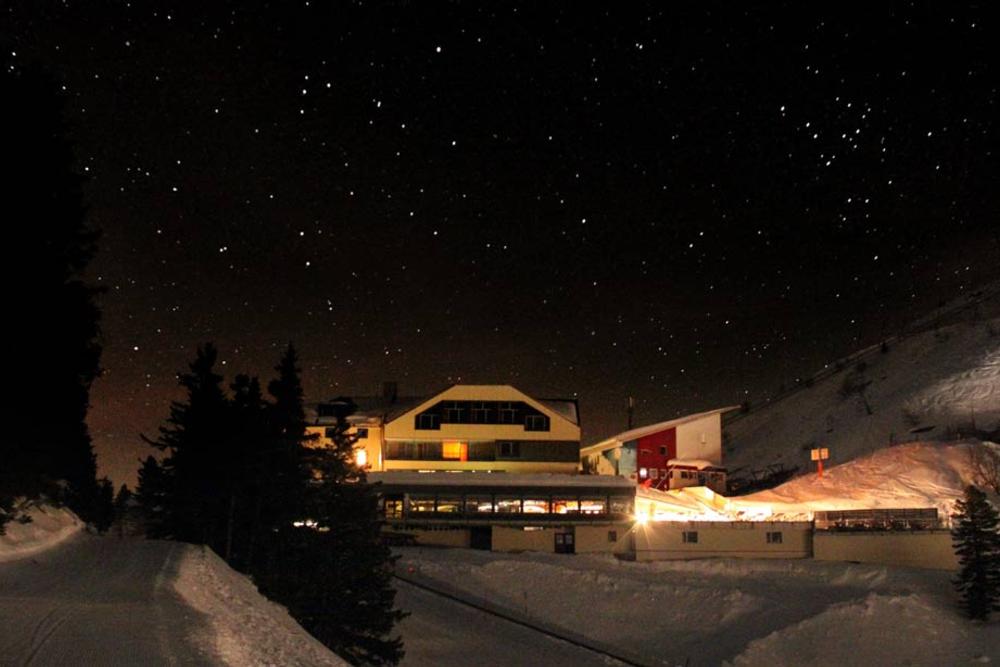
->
[256,397,405,665]
[92,477,116,533]
[951,485,1000,620]
[262,344,312,527]
[149,343,232,550]
[2,60,103,522]
[227,373,268,567]
[135,456,170,537]
[114,483,133,511]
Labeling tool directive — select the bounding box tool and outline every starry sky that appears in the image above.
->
[5,2,998,487]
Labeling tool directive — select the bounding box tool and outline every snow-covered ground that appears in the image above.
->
[397,546,999,666]
[395,577,617,667]
[0,501,83,562]
[726,311,1000,478]
[0,502,347,666]
[174,545,349,666]
[733,440,998,520]
[638,440,998,522]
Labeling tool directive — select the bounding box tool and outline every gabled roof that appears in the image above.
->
[310,384,580,427]
[580,406,740,455]
[380,384,581,428]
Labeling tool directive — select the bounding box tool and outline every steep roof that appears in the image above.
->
[310,384,580,426]
[580,406,740,455]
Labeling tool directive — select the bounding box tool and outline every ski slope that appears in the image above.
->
[725,311,1000,478]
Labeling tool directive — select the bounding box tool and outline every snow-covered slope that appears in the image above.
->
[174,545,349,666]
[734,441,997,520]
[726,305,1000,479]
[0,502,83,562]
[397,547,999,666]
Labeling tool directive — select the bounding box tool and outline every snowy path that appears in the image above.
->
[394,576,625,667]
[0,533,216,666]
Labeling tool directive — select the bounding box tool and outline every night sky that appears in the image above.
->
[6,3,998,487]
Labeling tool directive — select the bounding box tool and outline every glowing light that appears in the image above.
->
[635,511,649,526]
[355,448,368,467]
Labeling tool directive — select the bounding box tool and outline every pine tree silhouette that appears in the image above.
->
[148,343,231,550]
[255,368,405,664]
[135,455,169,537]
[952,485,1000,620]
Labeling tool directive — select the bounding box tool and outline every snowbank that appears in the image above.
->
[728,592,997,667]
[173,545,349,666]
[0,502,82,562]
[734,441,995,520]
[397,547,1000,666]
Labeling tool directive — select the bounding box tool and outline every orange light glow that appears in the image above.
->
[442,441,468,461]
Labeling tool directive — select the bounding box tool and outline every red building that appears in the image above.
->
[580,407,737,493]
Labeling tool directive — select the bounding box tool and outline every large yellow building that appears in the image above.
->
[307,383,582,474]
[307,384,633,553]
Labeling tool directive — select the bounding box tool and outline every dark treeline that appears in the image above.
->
[0,62,111,533]
[137,343,404,664]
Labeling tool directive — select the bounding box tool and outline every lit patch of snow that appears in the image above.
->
[735,441,996,519]
[638,441,997,522]
[173,544,349,666]
[728,592,997,667]
[0,502,82,562]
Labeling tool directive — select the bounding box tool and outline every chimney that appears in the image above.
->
[382,381,398,404]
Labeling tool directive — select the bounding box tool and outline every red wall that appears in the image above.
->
[635,428,676,478]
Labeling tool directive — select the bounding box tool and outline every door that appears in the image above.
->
[470,526,492,550]
[554,527,575,554]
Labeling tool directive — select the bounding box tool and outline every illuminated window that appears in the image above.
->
[553,499,580,514]
[409,495,436,513]
[383,496,403,519]
[580,498,606,514]
[355,448,368,467]
[442,441,468,460]
[436,495,462,513]
[639,467,648,479]
[522,499,550,513]
[465,496,493,513]
[495,496,522,513]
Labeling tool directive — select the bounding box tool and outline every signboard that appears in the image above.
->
[810,448,830,461]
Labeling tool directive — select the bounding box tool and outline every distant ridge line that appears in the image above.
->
[725,280,1000,426]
